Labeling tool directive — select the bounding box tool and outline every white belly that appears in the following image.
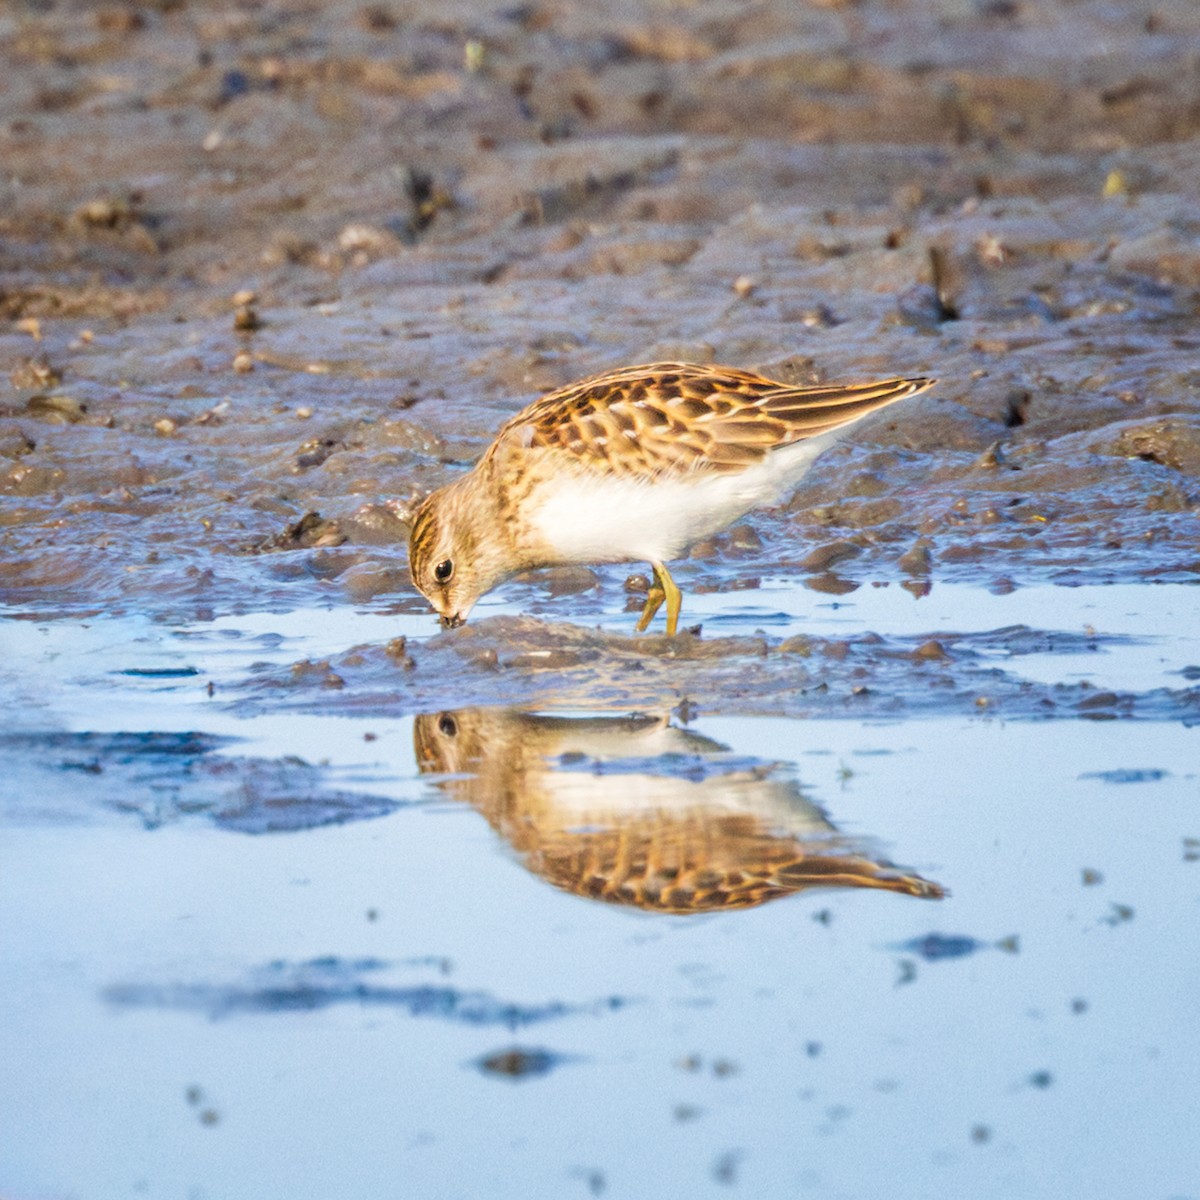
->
[526,432,841,565]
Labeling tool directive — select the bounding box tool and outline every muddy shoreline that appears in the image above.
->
[4,0,1200,642]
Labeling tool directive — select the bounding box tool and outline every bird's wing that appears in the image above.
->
[487,362,933,479]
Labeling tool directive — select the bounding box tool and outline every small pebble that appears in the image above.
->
[233,305,262,332]
[1102,169,1128,197]
[898,540,932,576]
[912,639,950,662]
[464,39,485,72]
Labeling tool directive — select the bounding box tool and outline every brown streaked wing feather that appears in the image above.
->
[485,363,933,480]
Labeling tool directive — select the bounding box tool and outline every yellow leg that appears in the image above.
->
[657,562,682,636]
[634,577,665,632]
[634,562,682,635]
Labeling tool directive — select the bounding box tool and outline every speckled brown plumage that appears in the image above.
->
[482,361,932,480]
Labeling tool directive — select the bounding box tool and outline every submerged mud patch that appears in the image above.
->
[474,1046,574,1082]
[103,957,627,1024]
[0,729,409,833]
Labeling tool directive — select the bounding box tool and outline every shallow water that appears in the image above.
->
[2,583,1198,1199]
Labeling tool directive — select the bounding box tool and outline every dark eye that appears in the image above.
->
[434,559,454,584]
[437,714,458,738]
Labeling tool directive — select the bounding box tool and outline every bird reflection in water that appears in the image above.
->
[414,708,943,914]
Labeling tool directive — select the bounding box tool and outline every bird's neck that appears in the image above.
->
[469,452,553,573]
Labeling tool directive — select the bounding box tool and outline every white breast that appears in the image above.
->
[526,430,843,565]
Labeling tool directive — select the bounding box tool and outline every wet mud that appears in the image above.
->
[237,612,1200,721]
[3,0,1200,639]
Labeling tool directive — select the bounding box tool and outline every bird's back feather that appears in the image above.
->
[486,362,933,481]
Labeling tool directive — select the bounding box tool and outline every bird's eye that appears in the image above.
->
[434,559,454,584]
[437,714,458,738]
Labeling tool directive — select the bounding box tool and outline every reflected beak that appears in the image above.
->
[440,612,465,629]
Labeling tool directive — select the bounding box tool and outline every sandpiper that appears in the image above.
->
[408,361,934,634]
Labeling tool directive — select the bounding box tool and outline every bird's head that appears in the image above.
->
[407,481,511,628]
